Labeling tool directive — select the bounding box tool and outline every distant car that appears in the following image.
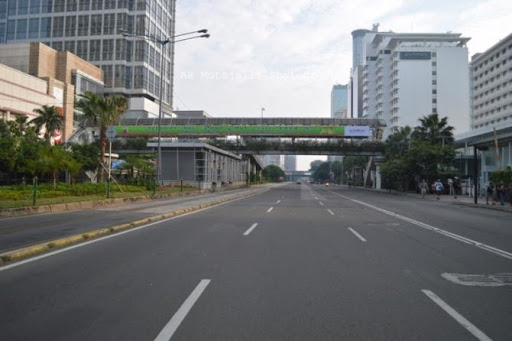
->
[296,181,302,184]
[325,183,330,187]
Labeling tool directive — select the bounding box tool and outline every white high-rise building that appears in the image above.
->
[0,0,177,119]
[470,32,512,130]
[351,27,471,137]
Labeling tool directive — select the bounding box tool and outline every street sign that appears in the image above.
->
[106,125,117,140]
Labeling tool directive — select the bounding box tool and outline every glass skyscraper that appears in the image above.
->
[331,84,347,118]
[0,0,176,117]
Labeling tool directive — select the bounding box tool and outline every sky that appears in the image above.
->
[174,0,512,170]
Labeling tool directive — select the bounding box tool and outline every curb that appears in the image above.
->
[0,189,266,265]
[0,190,204,219]
[453,201,512,212]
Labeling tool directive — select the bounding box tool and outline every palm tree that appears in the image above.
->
[76,92,128,182]
[412,113,454,146]
[31,105,62,144]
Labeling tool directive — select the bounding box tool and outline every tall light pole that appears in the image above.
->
[261,107,265,124]
[121,29,209,185]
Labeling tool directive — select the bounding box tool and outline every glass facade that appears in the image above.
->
[0,0,177,112]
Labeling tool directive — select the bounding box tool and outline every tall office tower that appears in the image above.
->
[470,33,512,130]
[284,155,296,172]
[349,27,372,118]
[0,0,176,118]
[331,84,348,118]
[353,26,471,138]
[263,155,285,169]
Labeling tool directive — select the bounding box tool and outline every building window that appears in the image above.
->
[89,39,101,61]
[115,39,124,60]
[126,40,133,62]
[30,0,41,13]
[77,15,89,36]
[134,66,144,88]
[91,0,103,10]
[65,16,76,37]
[40,17,51,38]
[76,40,88,59]
[135,40,145,61]
[114,65,124,87]
[52,17,64,37]
[136,15,145,35]
[125,66,132,89]
[103,13,116,35]
[105,0,116,9]
[41,0,52,13]
[54,0,65,12]
[90,14,102,35]
[28,18,39,39]
[102,39,114,60]
[66,0,77,11]
[64,40,75,53]
[8,0,16,15]
[136,0,145,10]
[16,19,28,39]
[6,20,15,40]
[79,0,89,11]
[0,23,5,43]
[102,65,113,87]
[116,13,127,33]
[18,0,29,14]
[52,41,62,50]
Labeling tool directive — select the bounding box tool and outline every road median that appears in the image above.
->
[0,188,266,265]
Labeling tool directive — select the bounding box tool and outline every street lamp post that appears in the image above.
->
[121,29,209,185]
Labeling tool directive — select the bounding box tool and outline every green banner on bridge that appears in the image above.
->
[115,125,370,137]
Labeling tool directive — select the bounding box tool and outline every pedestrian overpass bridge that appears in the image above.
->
[116,117,386,156]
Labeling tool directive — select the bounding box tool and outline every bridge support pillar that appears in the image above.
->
[375,166,382,190]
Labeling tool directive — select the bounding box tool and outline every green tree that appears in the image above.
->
[76,92,128,182]
[412,113,454,145]
[263,165,285,182]
[8,115,30,137]
[71,143,100,171]
[309,160,324,173]
[31,105,63,144]
[312,162,331,182]
[39,146,71,188]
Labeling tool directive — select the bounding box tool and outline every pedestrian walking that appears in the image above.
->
[486,181,494,205]
[419,179,428,198]
[453,177,460,199]
[508,182,512,207]
[448,178,454,196]
[434,179,444,200]
[497,182,505,206]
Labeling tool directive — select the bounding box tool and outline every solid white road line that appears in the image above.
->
[421,290,492,341]
[243,223,259,236]
[319,201,324,206]
[267,207,274,213]
[329,190,512,261]
[154,279,211,341]
[348,227,367,242]
[327,209,335,215]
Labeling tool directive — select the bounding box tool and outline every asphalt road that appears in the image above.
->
[0,184,511,340]
[0,187,260,253]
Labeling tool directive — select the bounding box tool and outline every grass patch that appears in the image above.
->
[0,183,198,209]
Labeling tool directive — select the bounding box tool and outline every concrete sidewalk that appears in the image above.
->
[342,185,512,213]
